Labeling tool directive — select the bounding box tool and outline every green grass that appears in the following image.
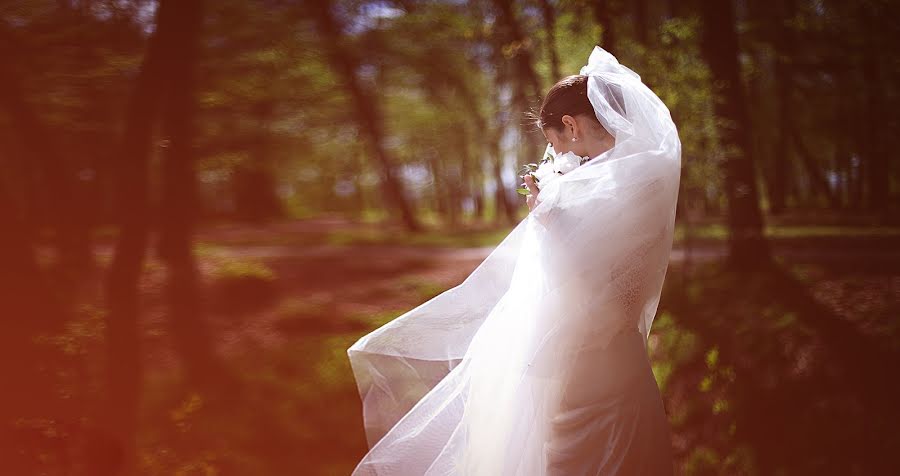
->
[648,311,700,394]
[210,259,276,281]
[326,226,513,248]
[138,332,365,476]
[674,223,900,244]
[350,308,409,328]
[329,222,899,249]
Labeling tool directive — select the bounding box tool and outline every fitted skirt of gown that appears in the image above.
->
[349,285,676,475]
[543,326,674,475]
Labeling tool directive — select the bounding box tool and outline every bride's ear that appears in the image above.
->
[561,114,578,139]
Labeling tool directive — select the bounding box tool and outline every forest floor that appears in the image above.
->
[37,215,900,475]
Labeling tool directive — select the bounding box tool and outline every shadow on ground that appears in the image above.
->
[655,252,899,475]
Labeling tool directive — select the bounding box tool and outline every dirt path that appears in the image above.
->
[57,217,898,475]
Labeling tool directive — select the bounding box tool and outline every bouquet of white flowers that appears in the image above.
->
[517,144,590,195]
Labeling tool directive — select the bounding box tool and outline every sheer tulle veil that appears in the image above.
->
[347,46,681,475]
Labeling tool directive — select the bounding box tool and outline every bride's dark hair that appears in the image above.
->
[529,74,626,134]
[529,75,596,132]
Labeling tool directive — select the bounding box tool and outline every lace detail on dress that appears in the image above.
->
[608,177,669,332]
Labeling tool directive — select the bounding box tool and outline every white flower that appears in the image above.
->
[526,148,588,191]
[553,151,583,174]
[533,160,558,189]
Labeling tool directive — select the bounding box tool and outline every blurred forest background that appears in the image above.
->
[1,0,898,475]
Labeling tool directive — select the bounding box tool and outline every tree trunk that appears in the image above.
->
[0,27,92,273]
[458,124,474,224]
[156,0,222,388]
[790,122,840,208]
[472,149,486,222]
[491,147,516,225]
[634,0,649,48]
[835,72,852,209]
[104,0,183,470]
[310,0,422,232]
[233,101,283,222]
[426,151,447,218]
[769,0,795,215]
[492,0,542,102]
[861,9,889,214]
[420,80,465,227]
[592,0,617,53]
[492,0,543,221]
[538,0,562,80]
[0,180,74,475]
[699,0,771,269]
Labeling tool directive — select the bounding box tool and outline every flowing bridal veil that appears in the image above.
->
[347,46,681,475]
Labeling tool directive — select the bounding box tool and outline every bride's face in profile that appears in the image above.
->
[541,113,610,159]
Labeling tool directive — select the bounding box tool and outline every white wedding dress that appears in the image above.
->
[347,47,680,475]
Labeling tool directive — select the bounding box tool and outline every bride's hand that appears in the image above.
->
[523,175,541,211]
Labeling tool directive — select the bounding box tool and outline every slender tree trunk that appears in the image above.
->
[538,0,562,80]
[420,82,465,226]
[861,11,889,213]
[492,0,542,102]
[491,146,516,225]
[634,0,649,48]
[156,0,221,388]
[352,146,370,219]
[458,124,473,224]
[835,72,851,209]
[105,0,183,470]
[310,0,421,232]
[769,0,797,215]
[426,152,447,218]
[472,150,486,222]
[665,0,683,19]
[234,101,283,222]
[699,0,771,269]
[770,85,789,214]
[492,0,543,222]
[592,0,616,53]
[0,28,92,272]
[790,122,840,208]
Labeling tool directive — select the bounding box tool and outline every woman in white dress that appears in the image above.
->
[347,46,680,475]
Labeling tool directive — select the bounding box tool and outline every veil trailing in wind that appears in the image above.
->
[347,46,682,475]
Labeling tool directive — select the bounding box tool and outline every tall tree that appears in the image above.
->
[538,0,562,80]
[0,26,92,273]
[491,0,544,224]
[859,3,890,214]
[310,0,422,232]
[491,0,542,102]
[233,99,285,222]
[634,0,650,47]
[104,0,196,470]
[592,0,617,53]
[699,0,771,268]
[769,0,794,214]
[156,0,220,386]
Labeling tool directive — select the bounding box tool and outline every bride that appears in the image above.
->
[346,46,680,475]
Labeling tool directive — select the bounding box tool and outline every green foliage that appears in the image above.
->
[211,259,276,282]
[210,258,278,313]
[5,0,898,228]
